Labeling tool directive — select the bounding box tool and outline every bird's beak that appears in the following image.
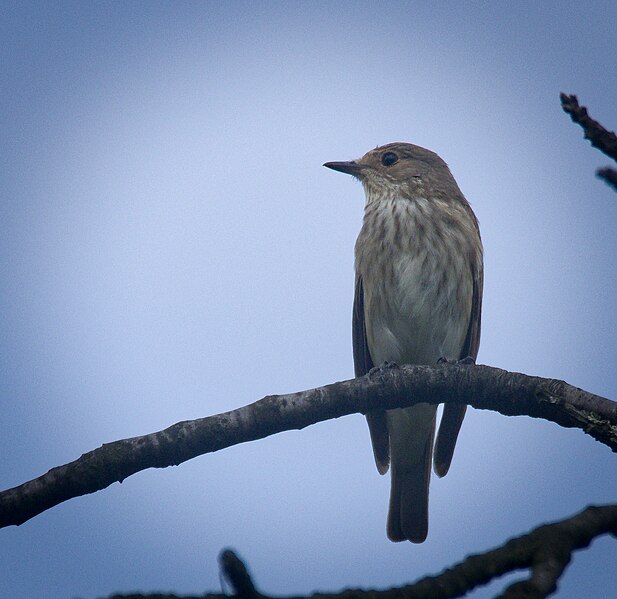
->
[323,160,367,177]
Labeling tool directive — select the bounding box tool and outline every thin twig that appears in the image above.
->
[219,550,261,599]
[597,166,617,192]
[560,93,617,161]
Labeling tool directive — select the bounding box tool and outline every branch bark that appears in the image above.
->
[1,363,615,528]
[560,92,617,191]
[560,93,617,161]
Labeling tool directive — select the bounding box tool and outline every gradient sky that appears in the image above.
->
[1,2,616,598]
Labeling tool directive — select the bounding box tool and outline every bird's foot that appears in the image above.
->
[368,361,399,382]
[437,355,476,365]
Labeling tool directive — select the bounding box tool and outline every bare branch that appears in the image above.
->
[560,93,617,161]
[597,166,617,192]
[413,504,617,599]
[219,549,261,599]
[194,505,616,599]
[1,363,615,528]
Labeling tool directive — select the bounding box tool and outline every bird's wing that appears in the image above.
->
[354,274,390,474]
[433,254,483,477]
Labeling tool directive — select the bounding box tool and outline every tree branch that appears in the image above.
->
[560,93,617,161]
[596,166,617,192]
[560,93,617,192]
[211,505,617,599]
[219,549,261,599]
[1,363,615,528]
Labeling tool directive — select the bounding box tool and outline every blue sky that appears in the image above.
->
[1,2,616,598]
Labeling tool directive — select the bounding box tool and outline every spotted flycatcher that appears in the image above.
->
[324,143,483,543]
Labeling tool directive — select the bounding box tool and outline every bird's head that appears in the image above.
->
[324,142,452,199]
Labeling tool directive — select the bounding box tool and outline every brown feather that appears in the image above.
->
[434,233,483,477]
[387,424,434,543]
[353,275,390,474]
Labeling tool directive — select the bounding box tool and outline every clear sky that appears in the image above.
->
[1,2,616,598]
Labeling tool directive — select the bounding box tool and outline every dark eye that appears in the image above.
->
[381,151,398,166]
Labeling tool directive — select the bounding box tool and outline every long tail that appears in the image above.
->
[386,405,436,543]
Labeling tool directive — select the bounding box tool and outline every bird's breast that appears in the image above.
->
[355,197,476,366]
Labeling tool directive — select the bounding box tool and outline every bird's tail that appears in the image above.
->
[386,408,435,543]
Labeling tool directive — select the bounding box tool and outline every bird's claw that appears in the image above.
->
[368,361,399,381]
[437,355,476,365]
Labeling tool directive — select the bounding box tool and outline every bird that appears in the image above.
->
[324,142,483,543]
